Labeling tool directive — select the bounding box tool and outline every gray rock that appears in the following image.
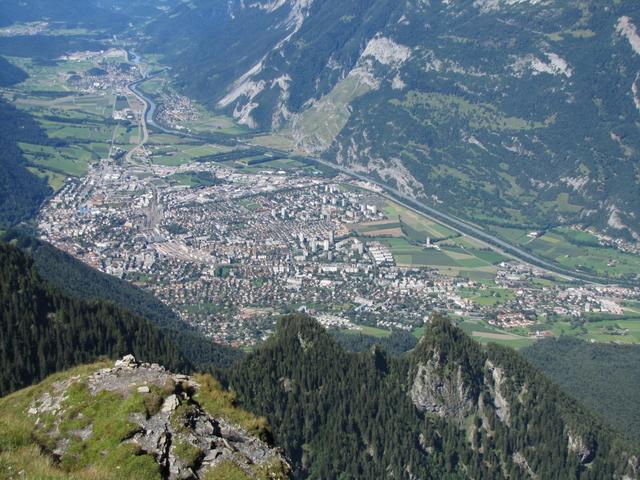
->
[115,354,138,369]
[161,394,180,413]
[410,359,474,420]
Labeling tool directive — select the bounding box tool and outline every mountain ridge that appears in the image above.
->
[227,314,639,479]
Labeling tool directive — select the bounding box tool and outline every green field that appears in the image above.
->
[183,107,248,135]
[460,287,515,306]
[549,317,640,345]
[3,55,124,183]
[369,234,498,280]
[19,143,95,176]
[414,318,534,349]
[343,325,392,338]
[490,225,640,281]
[385,200,458,240]
[239,198,262,211]
[150,143,233,166]
[27,167,67,191]
[167,171,220,187]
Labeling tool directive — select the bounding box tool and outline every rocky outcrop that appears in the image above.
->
[28,355,290,480]
[485,360,511,425]
[567,431,596,465]
[410,358,475,421]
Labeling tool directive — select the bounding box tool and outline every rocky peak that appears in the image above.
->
[27,356,290,480]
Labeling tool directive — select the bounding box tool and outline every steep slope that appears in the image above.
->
[3,232,244,371]
[523,337,640,444]
[0,357,289,479]
[0,99,52,229]
[227,314,639,479]
[146,0,640,240]
[0,243,189,396]
[0,56,28,87]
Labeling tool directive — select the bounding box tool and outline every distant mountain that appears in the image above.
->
[227,314,639,479]
[0,242,189,396]
[0,0,181,29]
[146,0,640,239]
[0,356,289,479]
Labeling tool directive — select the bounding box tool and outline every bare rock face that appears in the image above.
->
[410,358,475,421]
[485,360,511,425]
[28,356,290,480]
[567,432,596,465]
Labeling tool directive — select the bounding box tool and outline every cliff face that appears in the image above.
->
[0,356,289,480]
[227,315,639,479]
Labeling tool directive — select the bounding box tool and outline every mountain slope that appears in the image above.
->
[0,99,52,229]
[523,337,640,444]
[146,0,640,240]
[227,314,639,479]
[3,232,243,371]
[0,357,289,479]
[0,243,190,396]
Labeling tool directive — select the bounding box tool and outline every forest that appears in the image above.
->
[3,232,243,372]
[0,99,52,229]
[226,314,639,479]
[523,337,640,443]
[0,243,189,396]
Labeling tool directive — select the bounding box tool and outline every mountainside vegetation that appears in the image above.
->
[227,314,639,479]
[144,0,640,243]
[0,243,189,397]
[0,99,52,229]
[3,232,244,372]
[523,337,640,444]
[0,56,28,87]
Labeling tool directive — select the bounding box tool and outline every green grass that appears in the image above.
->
[473,337,535,349]
[344,325,392,338]
[239,198,262,211]
[167,171,220,187]
[151,143,232,166]
[192,374,270,440]
[202,461,251,480]
[0,362,287,479]
[461,288,515,306]
[356,222,402,233]
[0,361,162,480]
[27,166,67,191]
[20,142,94,176]
[490,225,640,281]
[550,317,640,344]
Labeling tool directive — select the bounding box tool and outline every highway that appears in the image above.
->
[296,154,620,285]
[128,67,634,287]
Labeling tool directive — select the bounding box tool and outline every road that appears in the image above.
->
[128,67,634,287]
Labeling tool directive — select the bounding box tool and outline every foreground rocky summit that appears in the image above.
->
[0,356,289,480]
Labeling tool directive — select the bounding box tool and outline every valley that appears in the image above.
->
[1,37,638,350]
[1,3,640,479]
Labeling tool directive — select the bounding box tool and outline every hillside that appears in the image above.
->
[0,356,289,479]
[523,337,640,443]
[227,314,639,479]
[0,243,190,396]
[145,0,640,241]
[0,99,52,229]
[3,232,244,371]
